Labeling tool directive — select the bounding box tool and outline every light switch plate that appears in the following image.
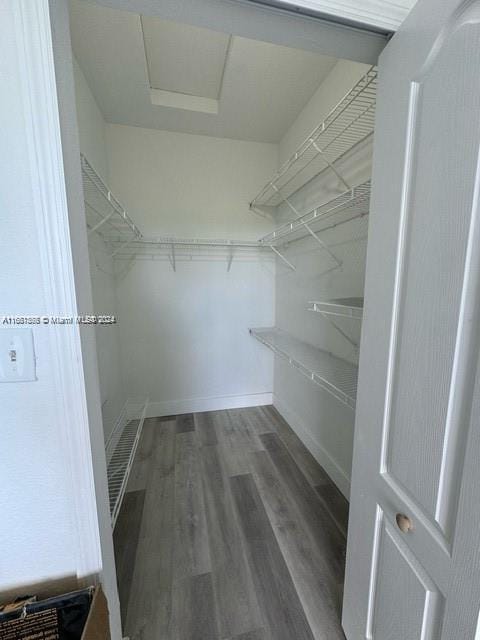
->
[0,328,37,382]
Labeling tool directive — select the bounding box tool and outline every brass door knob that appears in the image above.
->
[396,513,413,533]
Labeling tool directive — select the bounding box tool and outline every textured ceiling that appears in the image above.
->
[69,0,338,143]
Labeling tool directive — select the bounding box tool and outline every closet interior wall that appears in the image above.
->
[74,59,125,444]
[271,59,373,498]
[106,126,277,417]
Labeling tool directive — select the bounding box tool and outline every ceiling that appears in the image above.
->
[68,0,338,143]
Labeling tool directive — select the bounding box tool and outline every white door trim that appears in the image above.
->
[245,0,413,32]
[13,0,103,590]
[13,3,122,634]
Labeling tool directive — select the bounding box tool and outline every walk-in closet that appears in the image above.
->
[5,0,480,637]
[70,1,375,637]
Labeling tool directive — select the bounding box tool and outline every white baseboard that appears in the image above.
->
[147,392,273,418]
[273,394,351,499]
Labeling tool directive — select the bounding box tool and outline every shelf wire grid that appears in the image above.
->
[107,398,148,527]
[259,180,371,246]
[250,327,358,409]
[81,154,143,244]
[308,298,364,319]
[107,236,271,262]
[251,67,377,209]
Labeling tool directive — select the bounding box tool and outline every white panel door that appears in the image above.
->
[343,0,480,638]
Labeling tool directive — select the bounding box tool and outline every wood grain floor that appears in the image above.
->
[113,406,348,640]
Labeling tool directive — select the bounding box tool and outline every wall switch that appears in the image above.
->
[0,328,37,382]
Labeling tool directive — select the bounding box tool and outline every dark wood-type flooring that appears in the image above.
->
[113,405,349,640]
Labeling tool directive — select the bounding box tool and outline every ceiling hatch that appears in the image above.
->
[141,17,231,114]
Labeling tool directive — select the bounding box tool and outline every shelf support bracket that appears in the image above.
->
[311,140,351,191]
[270,246,296,271]
[320,313,359,349]
[271,184,301,220]
[110,239,133,258]
[227,247,234,272]
[301,221,342,267]
[250,204,275,220]
[168,243,176,272]
[88,210,116,236]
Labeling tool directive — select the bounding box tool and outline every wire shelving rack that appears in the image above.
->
[107,237,271,270]
[307,297,364,319]
[250,67,377,214]
[82,154,271,269]
[249,327,358,409]
[106,398,148,527]
[81,154,142,247]
[259,180,371,250]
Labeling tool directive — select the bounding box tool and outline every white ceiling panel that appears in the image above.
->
[69,1,339,142]
[141,17,230,99]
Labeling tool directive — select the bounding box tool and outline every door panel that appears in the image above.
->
[343,1,480,638]
[371,513,444,640]
[384,24,480,535]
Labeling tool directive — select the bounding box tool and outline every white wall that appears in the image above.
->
[106,125,277,238]
[279,59,371,164]
[106,125,277,413]
[273,60,373,498]
[0,7,119,635]
[0,3,79,593]
[73,58,125,442]
[116,259,275,415]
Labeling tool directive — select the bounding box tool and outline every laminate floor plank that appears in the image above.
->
[113,490,145,626]
[152,419,177,478]
[260,432,346,582]
[125,471,175,640]
[227,630,267,640]
[200,445,262,638]
[230,473,315,640]
[316,483,349,539]
[125,419,155,492]
[177,413,195,433]
[119,407,347,640]
[241,406,276,436]
[124,421,177,640]
[174,431,211,578]
[262,406,332,489]
[214,409,263,477]
[226,409,264,451]
[194,411,218,447]
[171,572,219,640]
[251,451,345,639]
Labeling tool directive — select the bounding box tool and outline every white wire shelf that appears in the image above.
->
[81,154,269,267]
[108,236,271,270]
[249,327,358,409]
[81,154,143,244]
[259,180,371,248]
[107,398,148,527]
[108,237,265,250]
[250,67,377,211]
[308,298,363,319]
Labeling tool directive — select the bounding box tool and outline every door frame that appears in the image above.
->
[12,1,121,638]
[19,0,390,638]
